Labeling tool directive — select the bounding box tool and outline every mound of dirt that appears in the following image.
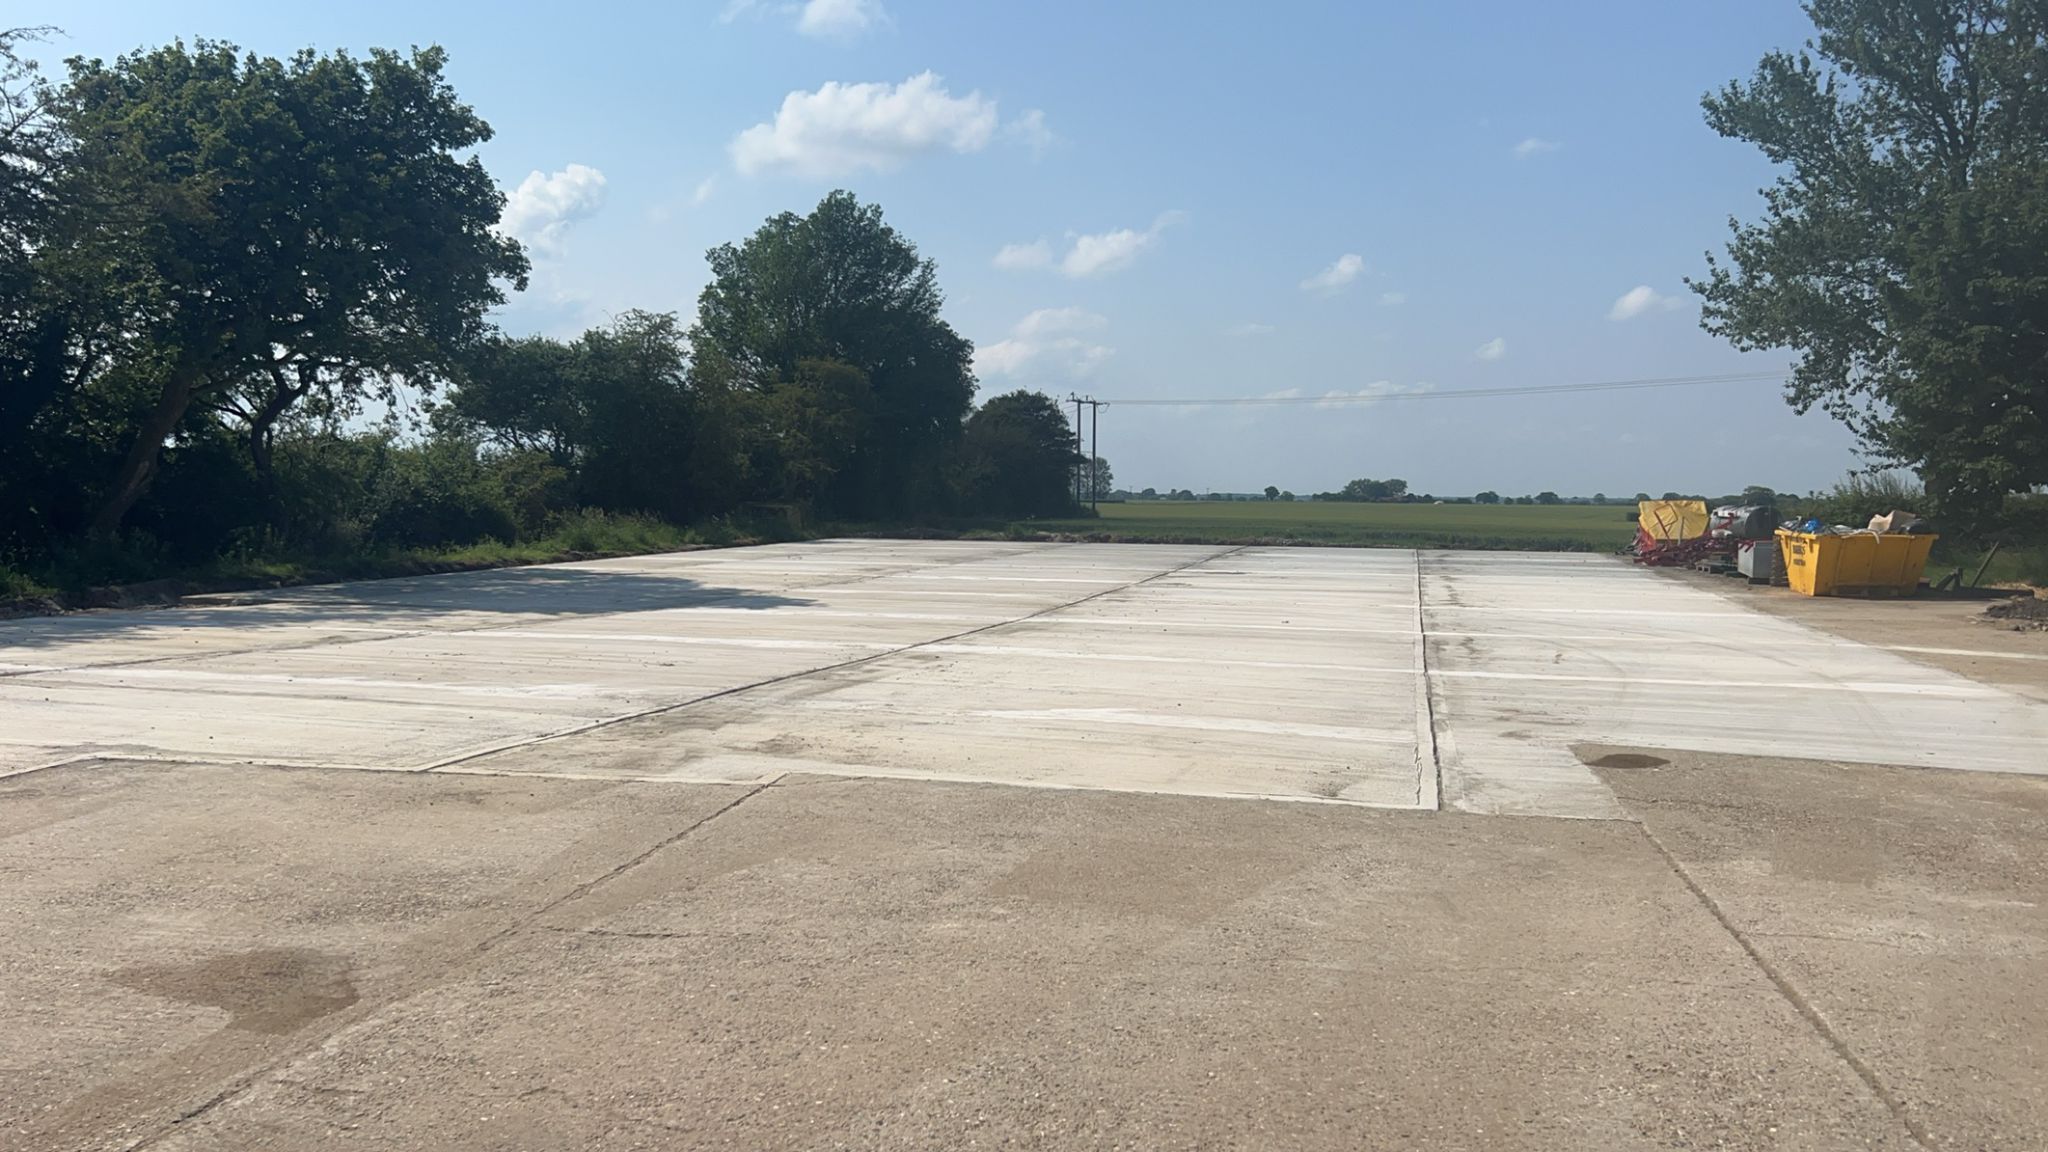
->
[1983,595,2048,631]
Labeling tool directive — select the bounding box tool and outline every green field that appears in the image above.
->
[1019,500,1640,551]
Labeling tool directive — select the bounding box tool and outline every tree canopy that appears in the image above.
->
[1,33,1097,587]
[1694,0,2048,530]
[956,391,1079,517]
[689,191,976,519]
[46,40,527,534]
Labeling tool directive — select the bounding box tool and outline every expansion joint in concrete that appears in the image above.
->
[122,777,781,1151]
[418,544,1248,775]
[1411,550,1443,810]
[1632,821,1937,1151]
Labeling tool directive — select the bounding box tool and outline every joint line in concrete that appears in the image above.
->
[417,544,1248,774]
[1411,550,1443,810]
[1632,820,1936,1151]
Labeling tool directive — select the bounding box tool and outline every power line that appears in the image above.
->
[1099,371,1785,407]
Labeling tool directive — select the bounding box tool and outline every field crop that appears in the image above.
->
[1019,500,1639,552]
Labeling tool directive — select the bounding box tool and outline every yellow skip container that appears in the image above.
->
[1775,529,1937,597]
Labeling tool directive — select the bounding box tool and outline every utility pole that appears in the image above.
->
[1070,394,1084,507]
[1090,399,1100,513]
[1067,393,1104,511]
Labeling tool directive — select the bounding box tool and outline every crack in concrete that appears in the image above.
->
[1632,820,1938,1151]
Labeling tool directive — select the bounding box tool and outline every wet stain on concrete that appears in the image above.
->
[1583,752,1671,771]
[110,947,357,1035]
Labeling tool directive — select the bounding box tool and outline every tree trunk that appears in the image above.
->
[245,368,308,495]
[89,364,202,537]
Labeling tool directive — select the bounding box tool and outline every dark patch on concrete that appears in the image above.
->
[1983,595,2048,631]
[1584,752,1670,770]
[110,947,358,1035]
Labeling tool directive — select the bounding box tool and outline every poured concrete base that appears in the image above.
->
[6,543,2048,1150]
[5,542,2046,820]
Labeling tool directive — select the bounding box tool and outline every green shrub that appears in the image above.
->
[365,440,519,549]
[542,509,696,554]
[0,562,51,599]
[1803,472,1927,528]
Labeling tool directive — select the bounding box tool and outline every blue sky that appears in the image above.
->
[37,0,1867,498]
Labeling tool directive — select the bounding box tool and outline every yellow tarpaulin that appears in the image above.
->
[1638,499,1709,542]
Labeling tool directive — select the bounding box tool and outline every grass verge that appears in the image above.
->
[0,510,796,618]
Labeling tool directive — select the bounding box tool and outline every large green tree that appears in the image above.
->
[1695,0,2048,530]
[689,191,976,518]
[50,40,527,535]
[440,312,707,521]
[957,391,1079,517]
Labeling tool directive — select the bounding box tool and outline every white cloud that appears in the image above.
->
[499,164,607,255]
[993,240,1052,270]
[1226,322,1275,338]
[1607,284,1684,321]
[1061,226,1153,278]
[797,0,886,37]
[719,0,762,22]
[1300,253,1365,294]
[1015,306,1104,338]
[975,308,1112,379]
[693,176,717,205]
[993,211,1185,280]
[1475,337,1507,361]
[1379,291,1407,307]
[1512,137,1560,159]
[1007,109,1055,159]
[731,72,999,178]
[1315,380,1432,409]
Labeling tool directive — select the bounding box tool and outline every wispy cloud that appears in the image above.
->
[1300,253,1365,294]
[796,0,886,37]
[724,0,889,38]
[993,240,1052,270]
[1607,284,1684,321]
[975,307,1112,379]
[1512,137,1560,159]
[993,211,1186,279]
[1316,380,1434,409]
[1378,291,1407,307]
[1475,337,1507,361]
[731,72,1000,177]
[1007,109,1055,159]
[1226,322,1275,338]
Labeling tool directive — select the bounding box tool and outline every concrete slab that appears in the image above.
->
[1423,552,2048,818]
[1593,748,2048,1152]
[0,761,748,1151]
[6,542,2048,817]
[460,546,1429,807]
[2,764,1921,1151]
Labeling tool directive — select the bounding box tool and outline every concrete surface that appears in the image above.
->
[1590,746,2048,1152]
[0,760,1962,1152]
[1422,553,2048,816]
[5,542,2046,820]
[4,543,2046,1150]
